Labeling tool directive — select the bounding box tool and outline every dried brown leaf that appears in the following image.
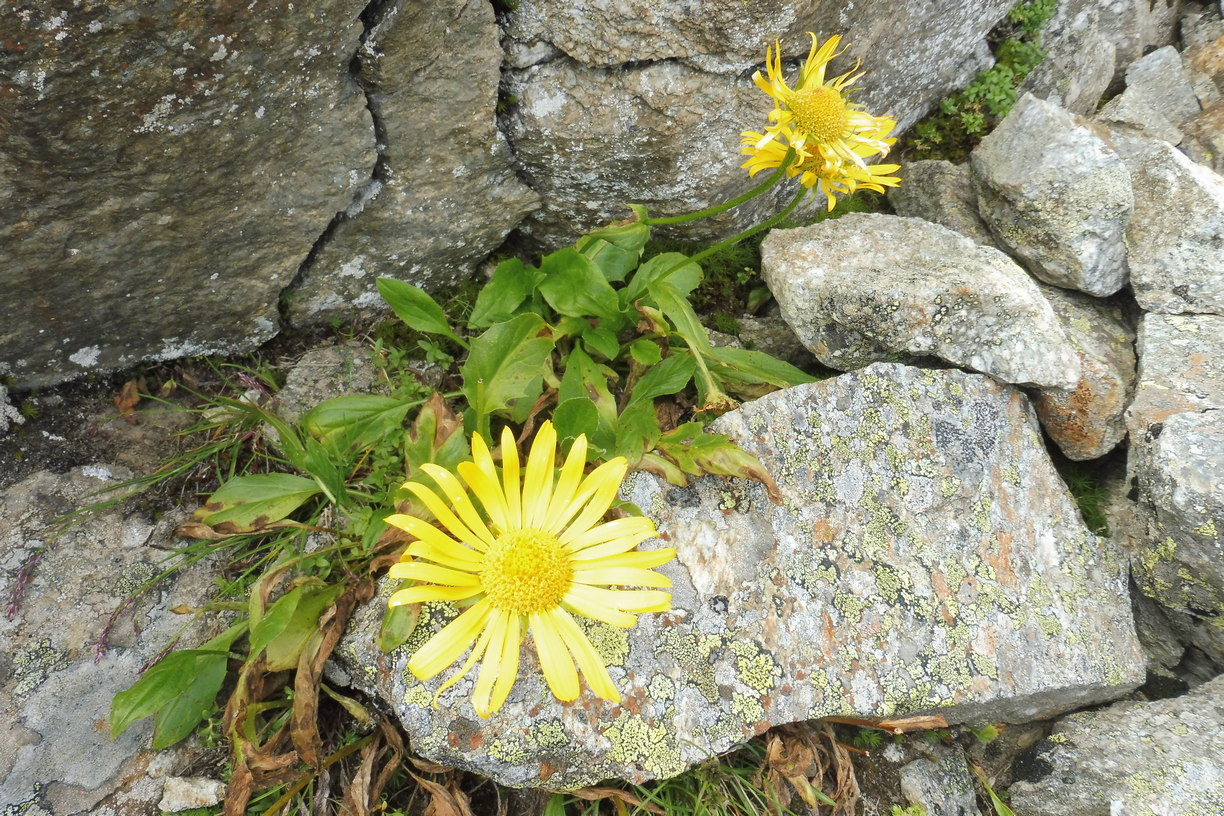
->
[114,379,144,423]
[565,787,664,814]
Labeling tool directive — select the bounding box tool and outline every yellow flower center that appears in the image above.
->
[790,86,849,144]
[480,528,573,615]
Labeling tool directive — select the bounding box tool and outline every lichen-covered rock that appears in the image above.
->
[0,385,24,436]
[0,2,377,389]
[1118,139,1224,316]
[898,745,982,816]
[1098,45,1202,143]
[271,340,391,425]
[1017,0,1116,116]
[759,214,1081,389]
[1031,285,1136,461]
[885,161,997,246]
[286,0,539,325]
[1125,314,1224,433]
[0,465,219,814]
[337,364,1143,789]
[1008,674,1224,815]
[1097,0,1182,78]
[971,94,1133,297]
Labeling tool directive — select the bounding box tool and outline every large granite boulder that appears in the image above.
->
[285,0,540,325]
[0,465,221,814]
[337,364,1144,789]
[0,1,377,389]
[971,94,1134,298]
[759,214,1082,390]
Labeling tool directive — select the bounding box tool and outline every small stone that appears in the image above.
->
[158,776,227,813]
[898,744,982,816]
[886,160,997,246]
[971,94,1133,297]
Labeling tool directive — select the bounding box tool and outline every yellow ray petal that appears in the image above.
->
[472,609,512,717]
[500,425,522,528]
[552,609,620,702]
[400,484,490,552]
[545,433,588,523]
[389,584,483,606]
[521,422,557,528]
[563,516,656,553]
[389,561,481,587]
[420,463,495,547]
[456,464,509,535]
[433,609,499,702]
[562,585,638,628]
[558,461,628,541]
[546,458,627,534]
[576,547,677,571]
[481,612,522,717]
[571,566,673,589]
[402,537,483,569]
[408,598,493,681]
[569,534,661,563]
[530,610,579,701]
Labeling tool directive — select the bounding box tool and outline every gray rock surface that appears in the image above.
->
[886,161,997,246]
[1018,0,1116,116]
[1031,286,1136,461]
[0,386,24,436]
[271,340,392,424]
[898,745,982,816]
[1126,314,1224,433]
[1098,0,1183,78]
[0,465,218,814]
[158,776,227,813]
[338,364,1144,789]
[1009,674,1224,815]
[759,214,1082,389]
[971,94,1133,297]
[0,1,377,389]
[286,0,539,325]
[1118,139,1224,315]
[1098,46,1202,143]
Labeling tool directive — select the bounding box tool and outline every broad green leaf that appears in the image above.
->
[469,258,544,328]
[575,220,650,283]
[647,281,712,352]
[614,400,662,462]
[110,622,245,742]
[654,423,782,502]
[705,346,817,389]
[378,602,420,653]
[460,313,555,431]
[628,338,663,366]
[581,325,620,360]
[553,398,606,455]
[254,582,346,671]
[537,248,628,330]
[193,473,321,532]
[627,353,696,407]
[401,392,468,486]
[302,395,415,454]
[557,345,618,451]
[625,253,703,302]
[300,437,349,509]
[376,278,467,348]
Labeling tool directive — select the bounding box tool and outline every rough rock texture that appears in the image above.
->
[1018,0,1116,116]
[502,59,819,249]
[1118,139,1224,315]
[886,161,997,246]
[971,94,1133,297]
[503,0,1009,116]
[1098,46,1202,143]
[0,385,24,436]
[1181,13,1224,173]
[271,340,391,424]
[501,0,1010,247]
[338,365,1144,789]
[898,745,982,816]
[759,215,1081,389]
[1009,674,1224,815]
[1125,313,1224,433]
[1031,286,1136,461]
[0,2,377,389]
[0,465,219,814]
[1098,0,1183,78]
[286,0,539,325]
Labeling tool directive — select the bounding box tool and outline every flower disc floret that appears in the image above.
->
[386,421,676,717]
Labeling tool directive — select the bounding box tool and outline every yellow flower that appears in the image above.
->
[386,421,675,717]
[741,33,900,208]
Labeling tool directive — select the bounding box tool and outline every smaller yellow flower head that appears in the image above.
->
[386,421,676,717]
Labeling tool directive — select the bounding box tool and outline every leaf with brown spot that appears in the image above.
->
[114,379,144,423]
[564,787,664,814]
[193,473,321,533]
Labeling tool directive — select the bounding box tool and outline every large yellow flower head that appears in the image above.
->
[742,33,900,209]
[386,421,675,717]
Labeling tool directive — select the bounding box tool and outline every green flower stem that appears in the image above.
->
[689,183,808,268]
[642,148,797,226]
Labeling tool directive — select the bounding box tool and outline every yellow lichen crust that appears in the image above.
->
[603,712,686,780]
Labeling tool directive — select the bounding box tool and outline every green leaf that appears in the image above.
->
[376,278,467,348]
[627,353,696,407]
[302,395,415,454]
[553,398,604,455]
[468,258,544,328]
[575,220,650,283]
[625,252,703,302]
[299,436,350,509]
[378,602,421,653]
[652,423,783,502]
[251,582,346,671]
[705,345,818,389]
[537,248,628,330]
[647,280,712,352]
[193,473,321,532]
[581,325,621,360]
[460,314,556,432]
[557,345,618,452]
[110,622,245,744]
[614,400,662,462]
[628,338,663,366]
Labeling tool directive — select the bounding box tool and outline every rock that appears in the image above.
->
[338,364,1144,789]
[158,776,227,813]
[0,385,24,436]
[1097,0,1182,80]
[286,0,539,326]
[759,214,1082,390]
[503,0,1010,122]
[898,744,982,816]
[271,340,391,425]
[502,59,817,250]
[1008,674,1224,815]
[971,94,1133,297]
[734,314,818,370]
[1018,0,1116,116]
[886,161,997,246]
[1125,314,1224,433]
[1098,46,1202,143]
[0,2,377,389]
[0,465,220,814]
[1030,286,1136,461]
[1117,139,1224,316]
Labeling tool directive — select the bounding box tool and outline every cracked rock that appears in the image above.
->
[971,94,1133,297]
[337,364,1143,789]
[759,214,1082,390]
[886,160,998,247]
